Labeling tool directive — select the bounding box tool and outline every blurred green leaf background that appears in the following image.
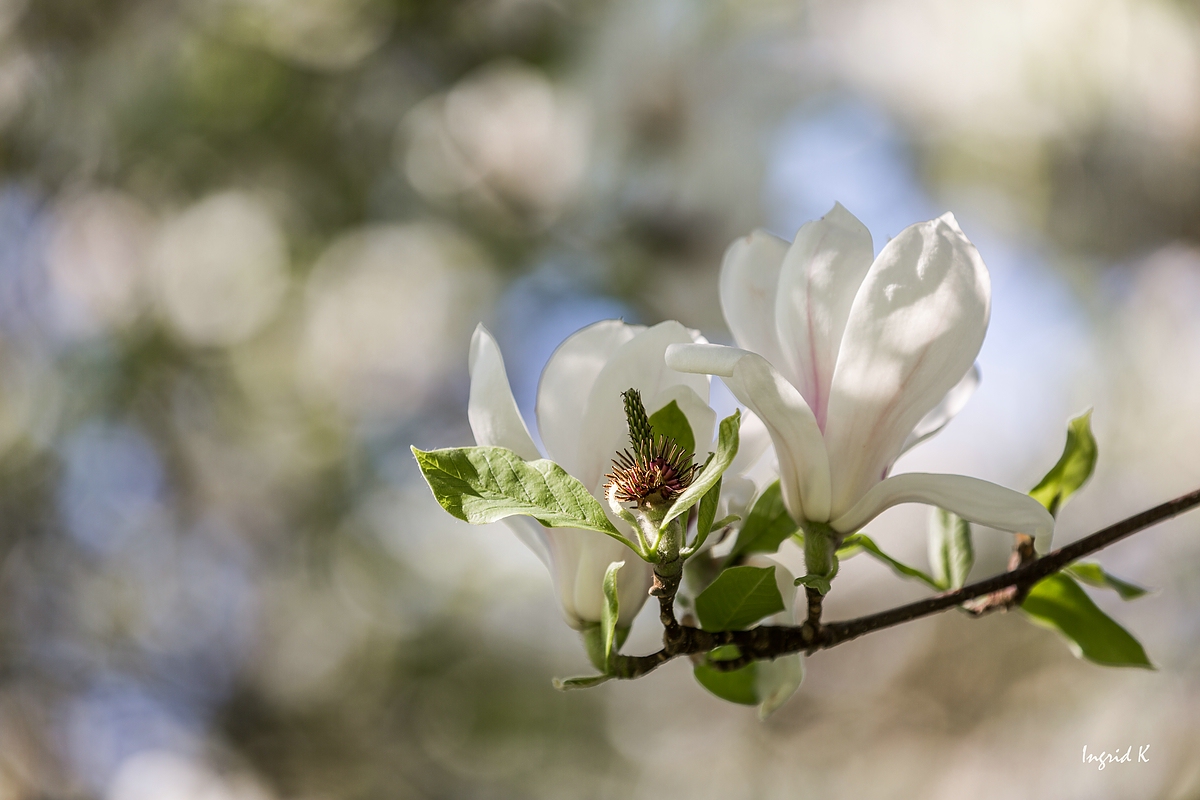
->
[2,0,1200,797]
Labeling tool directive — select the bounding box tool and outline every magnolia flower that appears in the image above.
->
[666,204,1055,552]
[467,319,718,629]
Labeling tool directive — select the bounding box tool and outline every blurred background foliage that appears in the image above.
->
[2,0,1200,797]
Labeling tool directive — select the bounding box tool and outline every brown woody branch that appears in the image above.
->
[611,486,1200,680]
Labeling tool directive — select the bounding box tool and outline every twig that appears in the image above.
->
[610,486,1200,680]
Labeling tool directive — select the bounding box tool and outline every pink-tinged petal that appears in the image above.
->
[536,319,640,475]
[898,362,981,459]
[830,472,1055,552]
[545,528,653,628]
[665,343,830,523]
[468,324,540,461]
[823,213,991,518]
[578,321,708,493]
[774,203,874,426]
[720,230,791,380]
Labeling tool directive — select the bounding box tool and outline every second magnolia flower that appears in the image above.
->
[667,203,1055,552]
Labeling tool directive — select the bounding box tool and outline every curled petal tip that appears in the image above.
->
[665,343,746,378]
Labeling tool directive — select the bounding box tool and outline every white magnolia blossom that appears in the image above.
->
[666,203,1055,550]
[468,319,721,629]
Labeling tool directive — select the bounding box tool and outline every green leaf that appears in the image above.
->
[928,508,974,590]
[727,481,798,562]
[601,561,623,672]
[694,564,784,631]
[1030,411,1098,517]
[1021,573,1153,668]
[840,533,941,591]
[694,644,805,714]
[661,411,740,530]
[412,446,625,541]
[648,400,695,456]
[553,674,612,691]
[694,647,758,706]
[1065,563,1150,601]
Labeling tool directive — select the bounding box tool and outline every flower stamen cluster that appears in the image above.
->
[605,389,698,507]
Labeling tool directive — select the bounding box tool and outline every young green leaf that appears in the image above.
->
[694,646,759,706]
[412,445,626,541]
[601,561,623,672]
[1021,573,1153,668]
[690,476,722,554]
[710,514,740,530]
[553,674,613,691]
[661,410,740,530]
[1030,411,1098,517]
[727,481,798,562]
[694,564,784,631]
[1065,563,1150,601]
[840,533,941,591]
[648,400,695,457]
[928,507,974,590]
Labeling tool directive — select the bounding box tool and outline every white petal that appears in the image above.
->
[716,475,756,524]
[501,516,553,570]
[756,654,804,719]
[666,343,830,523]
[545,528,653,628]
[577,321,708,493]
[830,472,1055,552]
[898,362,981,459]
[774,203,874,427]
[536,319,640,475]
[823,213,991,518]
[719,230,791,380]
[468,324,540,461]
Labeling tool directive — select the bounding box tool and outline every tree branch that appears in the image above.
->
[611,486,1200,680]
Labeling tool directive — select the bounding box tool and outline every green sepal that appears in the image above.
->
[412,445,627,541]
[727,481,798,563]
[581,620,630,674]
[694,564,784,631]
[660,411,740,530]
[1021,573,1153,669]
[1064,563,1150,601]
[1030,411,1098,517]
[690,476,722,554]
